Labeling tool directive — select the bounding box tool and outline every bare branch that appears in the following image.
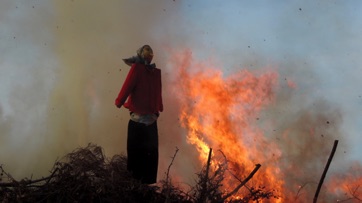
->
[313,140,339,203]
[294,182,317,201]
[165,147,179,184]
[164,147,180,203]
[221,163,261,201]
[199,148,213,203]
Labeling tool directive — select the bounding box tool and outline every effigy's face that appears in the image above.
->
[142,46,154,63]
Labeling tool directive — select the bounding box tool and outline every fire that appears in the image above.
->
[167,49,362,202]
[327,162,362,201]
[171,50,284,200]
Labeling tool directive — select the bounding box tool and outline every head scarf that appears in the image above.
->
[122,45,156,68]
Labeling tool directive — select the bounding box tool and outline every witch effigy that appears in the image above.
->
[115,45,163,184]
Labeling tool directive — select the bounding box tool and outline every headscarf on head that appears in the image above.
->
[122,45,156,68]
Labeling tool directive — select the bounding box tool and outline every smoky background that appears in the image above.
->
[1,1,361,201]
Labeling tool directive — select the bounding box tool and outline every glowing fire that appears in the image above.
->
[327,162,362,201]
[171,50,283,200]
[168,49,362,202]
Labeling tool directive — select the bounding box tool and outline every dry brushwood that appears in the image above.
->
[190,149,229,202]
[0,144,166,203]
[189,149,278,203]
[194,148,225,203]
[0,144,279,203]
[221,164,261,201]
[160,147,193,203]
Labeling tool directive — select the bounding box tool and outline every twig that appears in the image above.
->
[221,163,261,201]
[228,169,254,194]
[199,148,213,203]
[165,147,179,184]
[0,168,59,188]
[347,185,362,201]
[313,140,339,203]
[165,147,179,203]
[0,176,51,187]
[338,185,362,202]
[294,181,317,201]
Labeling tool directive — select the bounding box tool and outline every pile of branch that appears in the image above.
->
[0,144,166,202]
[0,144,278,203]
[189,149,277,203]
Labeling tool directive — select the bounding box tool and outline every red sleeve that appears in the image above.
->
[115,64,139,107]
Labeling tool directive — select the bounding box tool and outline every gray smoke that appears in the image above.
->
[1,1,361,201]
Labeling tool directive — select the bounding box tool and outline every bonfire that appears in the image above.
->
[0,143,281,203]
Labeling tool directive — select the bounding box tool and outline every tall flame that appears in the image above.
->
[167,49,362,202]
[171,50,284,200]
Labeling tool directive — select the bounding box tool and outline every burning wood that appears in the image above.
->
[0,144,278,202]
[222,163,262,201]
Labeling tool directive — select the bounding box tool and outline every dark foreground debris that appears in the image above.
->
[0,144,169,203]
[0,144,277,203]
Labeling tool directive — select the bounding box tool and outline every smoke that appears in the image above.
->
[0,0,183,179]
[1,1,361,201]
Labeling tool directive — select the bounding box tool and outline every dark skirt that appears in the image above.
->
[127,120,159,184]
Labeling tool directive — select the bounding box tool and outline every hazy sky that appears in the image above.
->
[1,1,362,200]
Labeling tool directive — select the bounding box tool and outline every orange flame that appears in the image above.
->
[171,50,284,200]
[167,49,362,202]
[327,162,362,201]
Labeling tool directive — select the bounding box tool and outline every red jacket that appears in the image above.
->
[115,63,163,115]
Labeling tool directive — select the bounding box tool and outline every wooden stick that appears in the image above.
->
[313,140,339,203]
[205,148,213,183]
[222,163,261,201]
[199,148,213,203]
